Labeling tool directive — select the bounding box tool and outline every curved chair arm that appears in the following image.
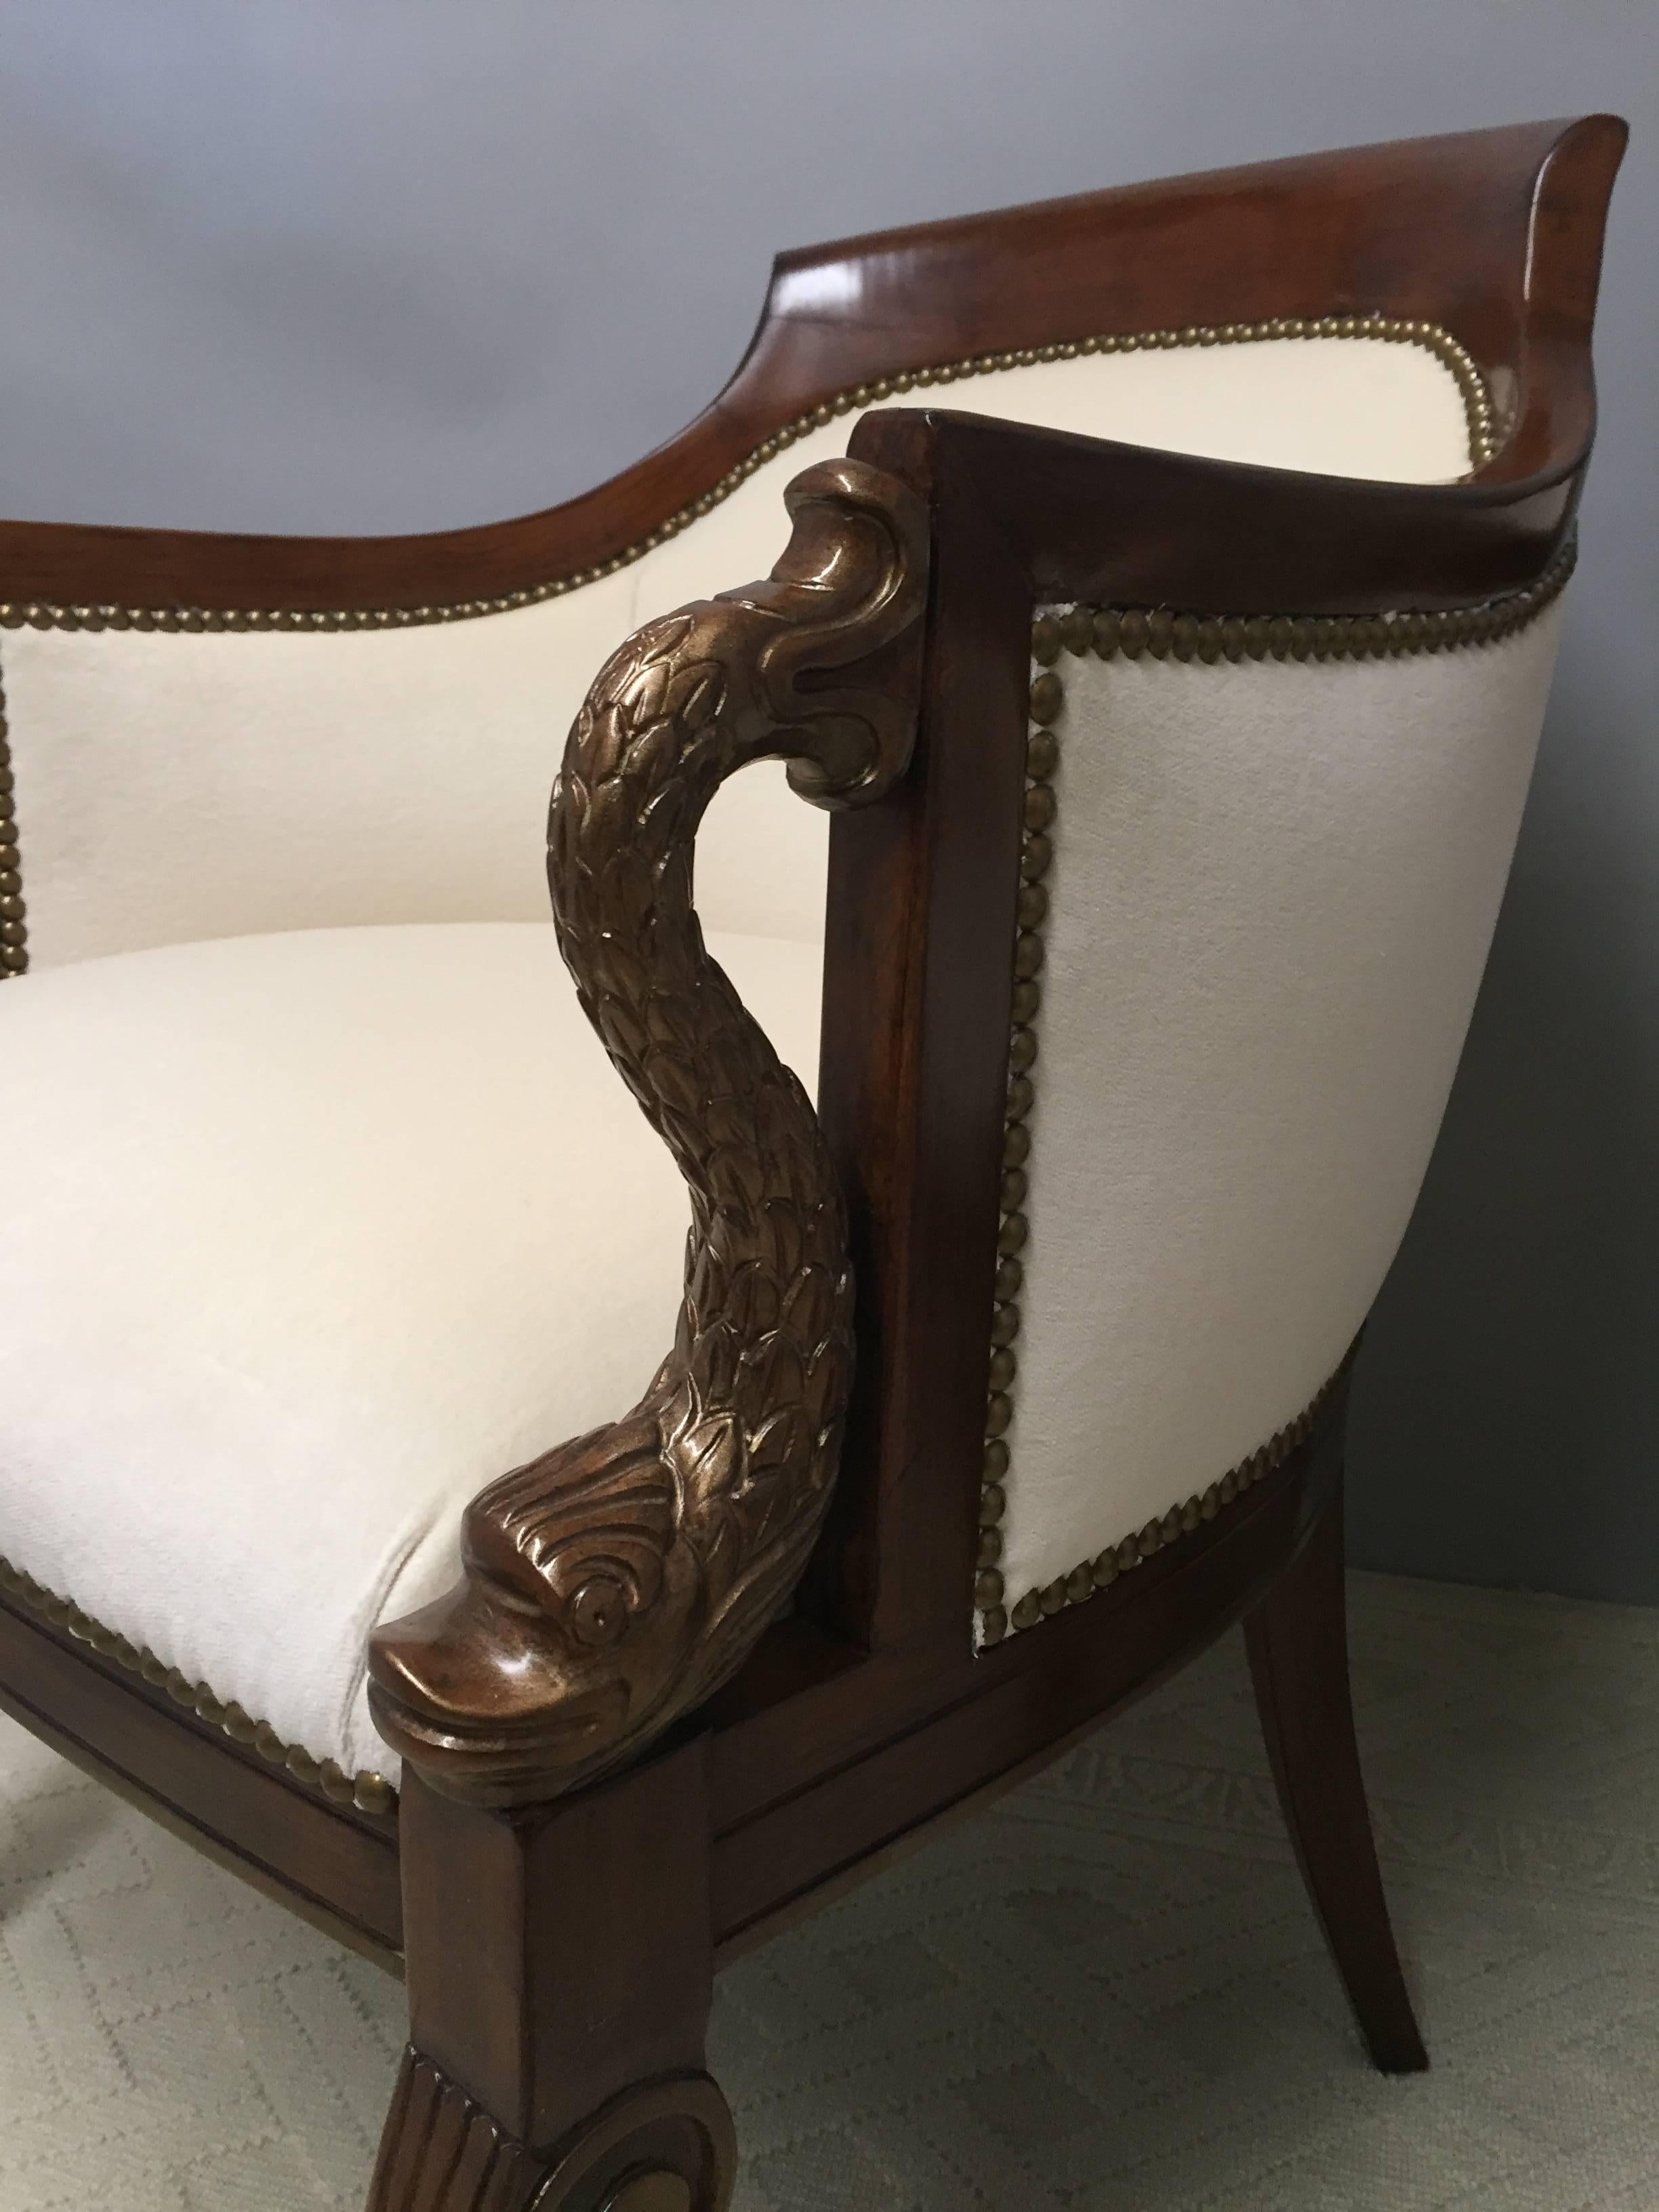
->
[367,458,928,1807]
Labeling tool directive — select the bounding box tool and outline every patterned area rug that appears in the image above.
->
[4,1573,1659,2210]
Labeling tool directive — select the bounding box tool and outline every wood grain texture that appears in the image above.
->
[801,409,1031,1654]
[0,117,1622,613]
[712,1406,1345,1952]
[379,1738,733,2210]
[399,1739,714,2146]
[369,2052,548,2212]
[0,1591,401,1959]
[370,2053,736,2212]
[1246,1488,1428,2073]
[0,120,1624,2198]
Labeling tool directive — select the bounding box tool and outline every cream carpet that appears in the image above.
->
[4,1572,1659,2210]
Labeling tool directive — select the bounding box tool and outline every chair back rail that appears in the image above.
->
[0,116,1622,611]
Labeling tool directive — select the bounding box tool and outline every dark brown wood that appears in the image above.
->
[0,117,1625,2207]
[369,2055,734,2212]
[373,1736,731,2211]
[0,1385,1343,1980]
[790,122,1624,1658]
[714,1408,1342,1951]
[367,459,928,1809]
[804,411,1031,1652]
[710,1370,1346,1830]
[400,1737,713,2142]
[800,183,1620,1668]
[533,2075,734,2212]
[369,2054,549,2212]
[903,406,1585,615]
[0,1589,401,1959]
[1245,1488,1428,2074]
[0,117,1622,613]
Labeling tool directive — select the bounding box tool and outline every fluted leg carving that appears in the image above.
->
[369,2050,548,2212]
[369,1740,731,2210]
[368,2053,735,2212]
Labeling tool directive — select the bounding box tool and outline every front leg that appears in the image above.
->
[368,1738,733,2212]
[371,2057,733,2212]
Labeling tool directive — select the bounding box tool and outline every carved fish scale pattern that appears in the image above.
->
[367,459,927,1805]
[527,605,854,1698]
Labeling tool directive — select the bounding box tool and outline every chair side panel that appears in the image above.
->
[990,602,1565,1626]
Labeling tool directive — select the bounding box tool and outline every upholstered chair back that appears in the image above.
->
[5,327,1478,967]
[0,124,1624,2209]
[0,298,1570,1664]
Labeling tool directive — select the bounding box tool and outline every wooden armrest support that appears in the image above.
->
[367,459,927,1807]
[787,382,1604,1668]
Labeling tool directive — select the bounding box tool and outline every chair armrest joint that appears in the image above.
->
[367,459,928,1807]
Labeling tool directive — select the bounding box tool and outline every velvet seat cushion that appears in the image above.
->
[0,920,822,1785]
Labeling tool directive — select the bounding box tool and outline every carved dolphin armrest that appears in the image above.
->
[367,459,928,1809]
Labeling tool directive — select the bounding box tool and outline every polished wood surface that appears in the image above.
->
[794,369,1591,1687]
[0,1386,1341,1965]
[0,118,1625,2208]
[375,1738,733,2206]
[0,1589,401,1961]
[802,408,1028,1654]
[399,1740,715,2140]
[0,116,1623,613]
[715,1414,1344,1954]
[366,459,928,1809]
[1246,1490,1429,2074]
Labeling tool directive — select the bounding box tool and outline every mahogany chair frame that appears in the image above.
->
[0,115,1625,2210]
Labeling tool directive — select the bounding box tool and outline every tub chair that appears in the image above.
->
[0,114,1625,2209]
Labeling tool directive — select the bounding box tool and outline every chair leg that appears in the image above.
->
[1243,1486,1428,2074]
[367,1738,736,2211]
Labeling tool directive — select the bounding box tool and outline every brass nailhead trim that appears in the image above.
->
[974,642,1061,1647]
[0,660,22,979]
[0,316,1492,639]
[977,548,1568,1648]
[0,1551,396,1818]
[995,1372,1344,1641]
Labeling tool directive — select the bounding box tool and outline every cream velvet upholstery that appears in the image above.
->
[0,922,821,1782]
[998,605,1566,1612]
[0,324,1541,1769]
[5,335,1472,969]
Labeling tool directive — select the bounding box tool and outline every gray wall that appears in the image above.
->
[2,2,1654,1600]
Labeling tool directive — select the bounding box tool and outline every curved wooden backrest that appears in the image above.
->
[0,117,1626,1662]
[0,116,1625,615]
[764,117,1626,1652]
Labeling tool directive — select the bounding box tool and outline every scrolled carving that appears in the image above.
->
[368,459,927,1806]
[367,2051,735,2211]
